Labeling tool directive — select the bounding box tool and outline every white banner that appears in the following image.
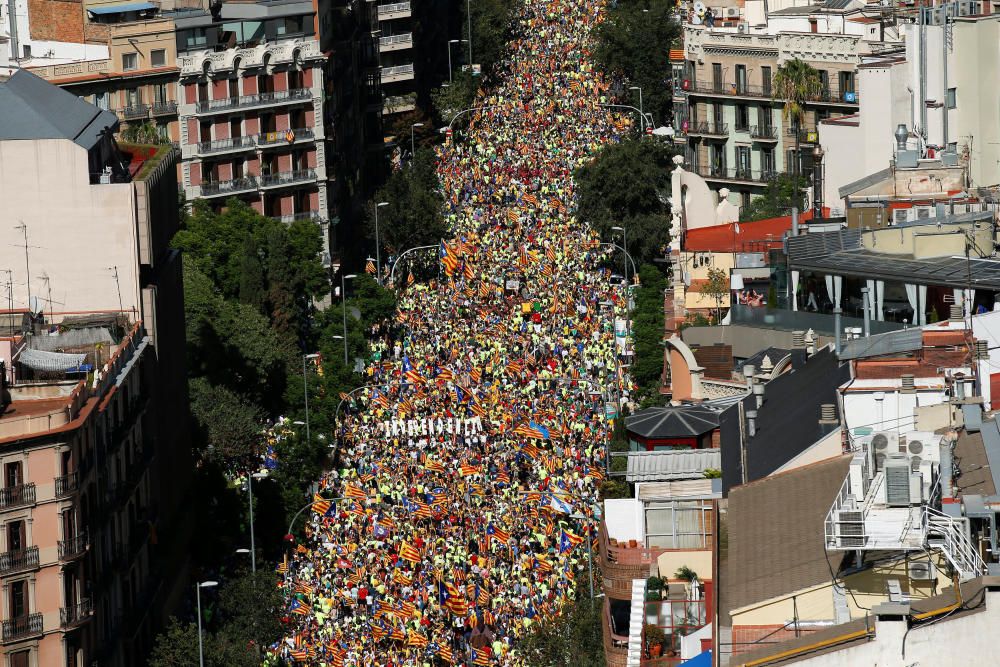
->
[379,416,486,438]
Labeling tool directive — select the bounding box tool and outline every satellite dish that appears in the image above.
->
[29,296,43,315]
[694,1,707,14]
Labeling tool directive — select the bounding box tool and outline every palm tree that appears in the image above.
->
[772,59,822,181]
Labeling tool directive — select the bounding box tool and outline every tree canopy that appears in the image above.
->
[594,0,681,127]
[574,138,675,266]
[631,263,669,401]
[740,173,808,222]
[366,148,448,256]
[517,594,605,666]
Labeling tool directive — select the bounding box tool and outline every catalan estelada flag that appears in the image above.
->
[440,240,460,276]
[398,541,420,563]
[365,259,376,274]
[559,528,585,553]
[343,483,366,500]
[311,494,332,515]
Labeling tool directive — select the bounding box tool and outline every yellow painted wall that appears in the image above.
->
[657,550,714,582]
[677,251,734,314]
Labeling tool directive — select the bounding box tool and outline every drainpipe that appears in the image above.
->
[861,287,871,338]
[919,9,927,142]
[833,307,842,356]
[942,16,949,149]
[7,0,18,63]
[791,206,799,235]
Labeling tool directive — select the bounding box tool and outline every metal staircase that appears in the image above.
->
[626,578,646,667]
[924,507,988,581]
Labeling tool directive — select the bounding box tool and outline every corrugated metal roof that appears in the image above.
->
[626,405,721,438]
[839,327,924,360]
[978,418,1000,495]
[626,449,721,482]
[637,478,716,500]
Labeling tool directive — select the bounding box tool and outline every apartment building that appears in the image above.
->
[0,68,191,667]
[681,17,878,209]
[175,0,332,259]
[25,17,181,143]
[373,0,415,116]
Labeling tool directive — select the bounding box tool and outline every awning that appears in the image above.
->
[87,2,156,15]
[680,650,712,667]
[17,348,87,372]
[626,449,721,483]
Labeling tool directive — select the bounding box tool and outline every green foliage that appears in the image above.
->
[366,148,447,255]
[599,479,631,500]
[702,266,730,321]
[574,139,676,266]
[644,623,667,648]
[631,264,669,399]
[674,565,699,582]
[431,70,478,124]
[740,174,808,222]
[121,121,168,145]
[646,576,666,593]
[189,377,263,465]
[517,594,605,666]
[772,58,823,128]
[462,0,517,76]
[703,467,722,479]
[594,0,680,125]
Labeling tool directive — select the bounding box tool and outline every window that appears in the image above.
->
[7,520,25,552]
[761,66,772,95]
[22,44,30,59]
[838,70,855,96]
[4,461,22,488]
[122,52,137,71]
[9,580,26,619]
[10,651,29,667]
[735,64,747,94]
[735,104,749,131]
[761,147,775,176]
[644,500,712,549]
[758,106,772,130]
[150,49,165,67]
[125,87,140,108]
[712,63,723,91]
[712,103,723,128]
[153,83,167,105]
[946,87,956,109]
[94,91,109,110]
[736,145,751,177]
[741,191,751,211]
[818,69,829,96]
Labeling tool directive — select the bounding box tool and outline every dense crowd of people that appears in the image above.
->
[270,0,635,664]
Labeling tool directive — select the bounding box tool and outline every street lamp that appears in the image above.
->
[302,353,320,448]
[611,226,629,287]
[466,0,473,67]
[196,580,218,667]
[629,86,644,132]
[447,39,467,83]
[242,471,267,573]
[410,122,424,159]
[340,273,357,365]
[374,202,389,285]
[330,334,345,373]
[570,511,596,606]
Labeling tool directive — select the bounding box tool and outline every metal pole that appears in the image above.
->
[248,475,256,574]
[448,41,453,83]
[375,205,382,286]
[196,584,205,667]
[861,287,871,338]
[466,0,473,67]
[341,273,349,366]
[833,307,842,357]
[303,355,311,446]
[638,88,644,131]
[587,534,594,605]
[411,125,416,158]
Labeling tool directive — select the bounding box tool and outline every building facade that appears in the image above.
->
[374,1,415,116]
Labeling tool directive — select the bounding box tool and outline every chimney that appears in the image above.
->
[805,328,816,355]
[752,382,765,408]
[861,287,871,338]
[901,374,916,393]
[939,430,958,501]
[954,372,966,400]
[746,409,758,438]
[742,364,756,389]
[833,308,842,355]
[976,339,989,359]
[819,403,838,425]
[950,303,964,321]
[792,330,806,349]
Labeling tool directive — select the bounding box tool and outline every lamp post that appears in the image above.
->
[629,86,644,132]
[196,580,218,667]
[812,145,825,221]
[410,122,424,159]
[570,511,595,606]
[374,202,389,285]
[244,471,266,573]
[447,39,466,83]
[611,226,628,287]
[466,0,473,67]
[302,353,320,448]
[340,273,356,365]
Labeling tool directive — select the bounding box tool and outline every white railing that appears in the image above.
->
[379,33,413,47]
[378,2,411,16]
[924,508,988,581]
[381,64,414,77]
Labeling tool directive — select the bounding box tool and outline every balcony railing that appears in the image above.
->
[0,483,35,510]
[378,1,411,18]
[257,127,315,147]
[151,100,178,115]
[55,471,79,498]
[271,211,324,224]
[686,122,728,137]
[200,176,259,197]
[194,88,312,114]
[380,32,413,46]
[0,547,39,575]
[688,81,858,105]
[60,599,93,628]
[197,135,256,155]
[121,104,149,120]
[381,64,414,81]
[259,169,316,188]
[58,533,89,561]
[749,124,778,140]
[1,614,43,643]
[696,165,781,183]
[384,94,417,114]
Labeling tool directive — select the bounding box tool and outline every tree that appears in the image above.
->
[631,264,669,400]
[517,594,605,666]
[594,0,681,127]
[575,139,675,266]
[366,148,447,256]
[772,59,822,179]
[431,69,478,124]
[121,121,168,145]
[216,567,286,654]
[702,267,730,323]
[461,0,517,76]
[739,173,808,222]
[188,377,263,463]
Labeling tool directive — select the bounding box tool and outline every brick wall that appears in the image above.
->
[28,0,84,43]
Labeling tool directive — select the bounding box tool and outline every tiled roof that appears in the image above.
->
[625,448,721,482]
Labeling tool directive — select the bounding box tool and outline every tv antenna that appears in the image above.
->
[108,266,124,316]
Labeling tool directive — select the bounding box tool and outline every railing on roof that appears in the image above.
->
[379,33,413,47]
[194,88,312,113]
[728,304,905,337]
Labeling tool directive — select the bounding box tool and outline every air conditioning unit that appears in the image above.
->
[916,206,932,220]
[869,432,898,470]
[885,455,914,506]
[725,7,740,17]
[908,560,936,581]
[835,510,866,547]
[892,209,909,225]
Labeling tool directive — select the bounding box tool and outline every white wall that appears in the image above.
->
[0,0,109,66]
[765,587,1000,667]
[842,387,947,437]
[953,17,1000,187]
[0,139,141,319]
[604,498,645,543]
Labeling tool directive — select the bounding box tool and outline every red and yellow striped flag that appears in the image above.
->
[398,541,421,563]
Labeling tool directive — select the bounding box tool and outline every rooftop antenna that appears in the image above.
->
[40,273,53,324]
[12,221,33,310]
[1,269,12,316]
[108,266,124,317]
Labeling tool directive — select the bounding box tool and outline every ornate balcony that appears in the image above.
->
[1,614,42,643]
[58,533,89,561]
[194,88,312,114]
[0,483,35,510]
[55,471,78,498]
[151,100,178,116]
[695,165,782,184]
[60,599,93,628]
[200,176,259,198]
[271,211,325,224]
[121,104,150,120]
[259,169,317,189]
[196,135,257,156]
[686,121,728,138]
[257,127,315,148]
[749,124,778,141]
[0,547,39,575]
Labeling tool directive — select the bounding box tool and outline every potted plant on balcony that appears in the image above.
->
[674,565,698,583]
[646,576,666,600]
[644,623,666,658]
